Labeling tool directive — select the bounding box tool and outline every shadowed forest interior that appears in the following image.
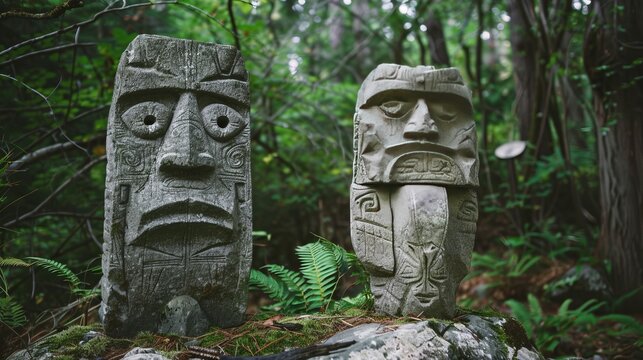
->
[0,0,642,358]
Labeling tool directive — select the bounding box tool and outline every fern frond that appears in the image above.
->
[0,296,27,328]
[72,287,100,298]
[297,241,338,310]
[0,257,30,267]
[263,264,308,313]
[328,292,372,313]
[249,269,289,303]
[26,257,82,290]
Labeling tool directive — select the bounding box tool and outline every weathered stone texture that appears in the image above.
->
[101,35,252,337]
[313,315,543,360]
[350,64,478,318]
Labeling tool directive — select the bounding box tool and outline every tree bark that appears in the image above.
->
[424,9,450,67]
[508,0,538,141]
[584,0,643,310]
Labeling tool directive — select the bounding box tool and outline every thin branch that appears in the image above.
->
[24,105,109,153]
[0,73,55,116]
[7,134,105,173]
[0,43,95,68]
[0,1,179,57]
[0,0,84,20]
[3,155,106,228]
[228,0,241,51]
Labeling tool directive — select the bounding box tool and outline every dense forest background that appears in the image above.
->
[0,0,641,358]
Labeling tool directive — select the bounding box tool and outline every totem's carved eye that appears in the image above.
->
[121,101,172,139]
[379,100,414,118]
[201,103,247,141]
[430,102,457,122]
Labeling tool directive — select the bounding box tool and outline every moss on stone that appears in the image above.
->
[58,336,130,358]
[42,324,101,350]
[200,315,346,356]
[500,316,532,349]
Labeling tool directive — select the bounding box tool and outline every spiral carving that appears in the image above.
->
[119,148,145,174]
[225,144,245,169]
[356,191,380,213]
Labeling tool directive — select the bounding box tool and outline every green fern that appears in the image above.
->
[297,241,337,309]
[26,257,82,290]
[250,238,372,314]
[0,296,27,328]
[0,257,31,268]
[263,264,310,313]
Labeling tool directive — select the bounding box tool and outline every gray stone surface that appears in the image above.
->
[101,34,252,337]
[122,347,170,360]
[6,347,53,360]
[158,295,210,336]
[313,315,543,360]
[350,64,478,318]
[546,264,613,304]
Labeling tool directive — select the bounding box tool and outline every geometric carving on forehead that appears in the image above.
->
[116,35,248,95]
[196,43,248,82]
[216,46,238,75]
[356,64,472,109]
[125,35,182,77]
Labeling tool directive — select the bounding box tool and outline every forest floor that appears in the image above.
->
[3,286,642,360]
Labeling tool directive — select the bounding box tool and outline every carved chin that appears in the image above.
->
[404,288,447,315]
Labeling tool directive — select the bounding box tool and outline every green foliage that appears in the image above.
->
[249,239,371,314]
[470,251,541,279]
[0,296,27,328]
[26,256,82,290]
[0,256,97,330]
[505,294,604,353]
[597,313,643,347]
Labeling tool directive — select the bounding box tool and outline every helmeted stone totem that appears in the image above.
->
[350,64,478,317]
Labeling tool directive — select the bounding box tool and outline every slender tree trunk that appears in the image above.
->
[424,9,450,67]
[508,0,538,141]
[584,0,643,310]
[352,0,371,80]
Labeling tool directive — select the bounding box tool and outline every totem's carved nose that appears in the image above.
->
[403,99,439,141]
[158,92,215,175]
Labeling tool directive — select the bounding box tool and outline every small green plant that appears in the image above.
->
[249,238,371,314]
[0,256,98,329]
[505,294,604,353]
[470,251,541,279]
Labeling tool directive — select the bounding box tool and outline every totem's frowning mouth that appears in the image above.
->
[138,199,234,239]
[386,141,455,156]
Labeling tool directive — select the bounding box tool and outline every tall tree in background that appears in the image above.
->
[584,0,643,310]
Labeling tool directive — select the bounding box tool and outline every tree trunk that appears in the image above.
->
[508,0,538,141]
[584,0,643,310]
[424,9,450,67]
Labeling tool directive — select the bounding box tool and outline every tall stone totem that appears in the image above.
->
[101,35,252,337]
[350,64,478,318]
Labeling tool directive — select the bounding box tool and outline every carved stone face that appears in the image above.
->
[102,35,251,336]
[350,65,478,318]
[354,64,478,186]
[110,36,250,246]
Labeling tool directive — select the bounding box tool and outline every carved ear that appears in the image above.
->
[350,186,395,276]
